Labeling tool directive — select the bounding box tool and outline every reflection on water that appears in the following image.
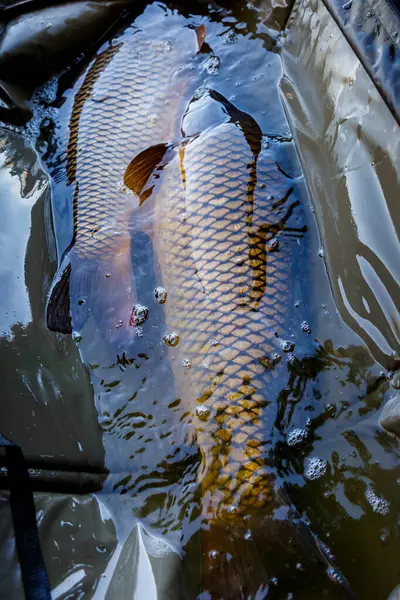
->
[0,131,104,478]
[0,0,398,598]
[279,0,400,372]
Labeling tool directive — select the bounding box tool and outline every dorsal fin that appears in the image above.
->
[66,43,122,186]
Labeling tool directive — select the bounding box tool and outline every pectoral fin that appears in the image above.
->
[124,143,172,203]
[195,24,206,52]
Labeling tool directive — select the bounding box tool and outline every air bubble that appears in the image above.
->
[304,457,327,480]
[236,80,243,87]
[301,321,311,334]
[294,300,300,308]
[130,304,148,326]
[161,40,172,52]
[196,405,210,420]
[391,374,400,390]
[116,320,123,329]
[105,273,111,278]
[343,0,352,9]
[202,55,220,75]
[318,247,325,258]
[244,529,252,540]
[154,286,167,304]
[92,91,109,103]
[182,359,191,368]
[262,140,269,149]
[319,540,336,563]
[163,332,179,347]
[281,340,295,353]
[78,298,86,306]
[287,428,308,446]
[209,550,219,560]
[380,528,390,543]
[149,114,157,124]
[224,31,237,44]
[326,567,347,587]
[268,239,280,252]
[365,489,389,515]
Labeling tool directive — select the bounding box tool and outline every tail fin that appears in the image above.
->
[46,250,103,335]
[46,248,137,351]
[184,509,354,599]
[46,254,73,334]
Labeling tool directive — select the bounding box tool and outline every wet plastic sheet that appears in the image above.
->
[0,489,197,599]
[280,0,400,370]
[0,0,399,598]
[323,0,400,126]
[0,130,105,487]
[0,0,132,122]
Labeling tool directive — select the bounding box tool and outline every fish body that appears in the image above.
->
[47,22,204,346]
[153,89,292,503]
[139,89,353,598]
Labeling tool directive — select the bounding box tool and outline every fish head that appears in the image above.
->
[124,23,207,59]
[181,88,230,138]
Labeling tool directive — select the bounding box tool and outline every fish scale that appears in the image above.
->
[151,90,295,522]
[66,34,189,259]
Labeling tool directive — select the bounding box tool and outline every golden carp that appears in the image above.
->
[125,88,353,598]
[46,21,206,348]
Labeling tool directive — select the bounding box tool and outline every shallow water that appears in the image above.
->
[0,1,399,598]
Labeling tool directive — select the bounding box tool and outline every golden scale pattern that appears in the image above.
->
[153,106,294,524]
[65,32,190,261]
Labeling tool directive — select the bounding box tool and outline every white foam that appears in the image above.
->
[287,428,308,446]
[304,457,327,480]
[201,55,220,75]
[365,489,390,515]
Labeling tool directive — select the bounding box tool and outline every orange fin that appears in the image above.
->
[123,143,170,203]
[46,257,72,334]
[195,24,206,52]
